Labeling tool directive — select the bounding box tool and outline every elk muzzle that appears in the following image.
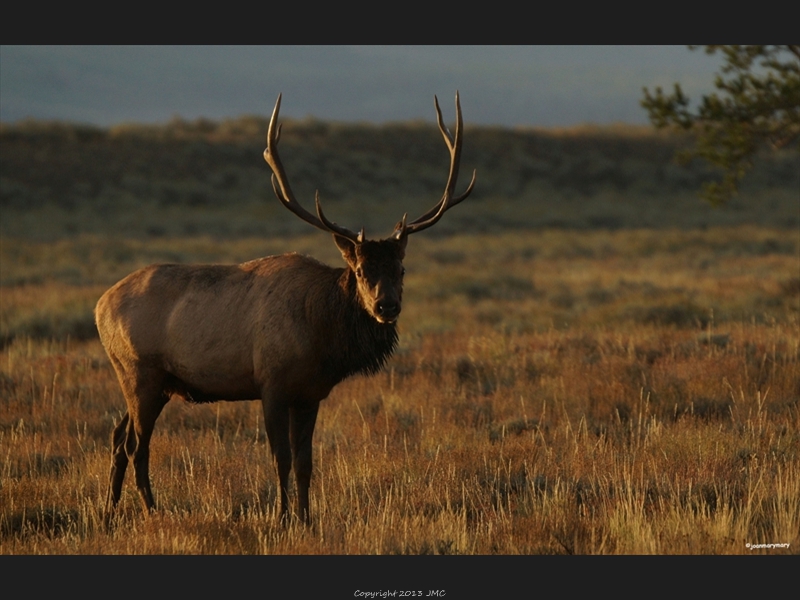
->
[369,282,402,324]
[375,298,401,323]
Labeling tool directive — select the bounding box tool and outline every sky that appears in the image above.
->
[0,46,725,128]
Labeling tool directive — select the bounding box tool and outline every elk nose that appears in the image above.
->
[377,300,400,321]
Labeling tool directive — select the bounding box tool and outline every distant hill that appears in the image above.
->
[1,118,797,240]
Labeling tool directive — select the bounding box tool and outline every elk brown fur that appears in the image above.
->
[97,93,475,523]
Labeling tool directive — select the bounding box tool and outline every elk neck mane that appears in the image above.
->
[324,266,398,381]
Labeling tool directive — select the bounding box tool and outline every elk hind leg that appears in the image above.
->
[116,367,168,513]
[106,412,131,518]
[129,401,168,512]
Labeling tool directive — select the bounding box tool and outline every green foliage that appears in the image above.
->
[641,45,800,205]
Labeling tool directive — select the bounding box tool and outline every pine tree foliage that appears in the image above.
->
[641,45,800,205]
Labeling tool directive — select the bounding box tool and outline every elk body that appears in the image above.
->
[97,93,475,523]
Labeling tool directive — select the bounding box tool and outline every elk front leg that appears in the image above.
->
[262,394,292,522]
[290,401,320,524]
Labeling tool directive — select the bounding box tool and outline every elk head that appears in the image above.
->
[263,92,476,324]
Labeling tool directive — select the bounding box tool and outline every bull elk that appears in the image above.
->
[96,92,476,523]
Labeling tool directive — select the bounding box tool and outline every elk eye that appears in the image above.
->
[401,267,406,276]
[355,268,363,278]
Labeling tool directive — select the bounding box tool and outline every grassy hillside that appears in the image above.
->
[2,117,797,240]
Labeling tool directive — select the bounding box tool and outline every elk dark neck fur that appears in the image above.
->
[322,267,398,382]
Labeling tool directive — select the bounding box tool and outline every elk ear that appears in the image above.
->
[396,232,407,259]
[393,214,408,258]
[333,233,358,268]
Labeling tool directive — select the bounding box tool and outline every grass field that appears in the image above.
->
[1,226,797,554]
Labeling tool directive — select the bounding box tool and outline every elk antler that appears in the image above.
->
[398,91,477,237]
[264,94,363,244]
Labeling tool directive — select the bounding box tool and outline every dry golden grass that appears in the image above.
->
[1,226,798,554]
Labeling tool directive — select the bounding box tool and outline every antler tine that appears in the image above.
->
[315,192,362,243]
[403,169,476,230]
[404,91,476,235]
[263,94,361,243]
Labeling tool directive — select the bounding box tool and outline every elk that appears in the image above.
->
[96,92,476,524]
